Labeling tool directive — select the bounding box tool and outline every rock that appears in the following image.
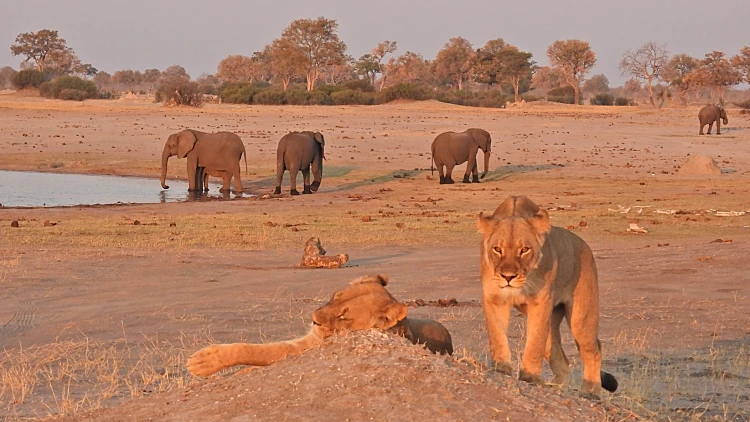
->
[678,154,721,176]
[11,220,19,227]
[133,220,141,225]
[169,222,177,227]
[44,220,57,227]
[361,216,372,222]
[395,222,405,228]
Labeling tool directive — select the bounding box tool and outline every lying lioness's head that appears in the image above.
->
[304,237,326,257]
[311,274,408,336]
[477,196,551,293]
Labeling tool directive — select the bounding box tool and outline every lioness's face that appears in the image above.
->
[481,218,545,290]
[311,275,407,336]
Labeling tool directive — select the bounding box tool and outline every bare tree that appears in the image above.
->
[278,17,347,91]
[92,71,111,89]
[619,42,669,106]
[0,66,17,89]
[385,51,430,86]
[434,37,474,90]
[547,39,596,105]
[111,70,143,91]
[583,74,609,95]
[530,66,565,94]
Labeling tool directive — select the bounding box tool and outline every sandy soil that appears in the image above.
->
[1,95,749,421]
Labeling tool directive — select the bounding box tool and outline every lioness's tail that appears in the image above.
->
[187,329,322,377]
[601,370,618,393]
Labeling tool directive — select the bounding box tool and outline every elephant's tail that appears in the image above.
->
[430,145,435,176]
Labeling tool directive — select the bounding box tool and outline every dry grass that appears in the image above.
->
[0,330,216,420]
[0,257,19,284]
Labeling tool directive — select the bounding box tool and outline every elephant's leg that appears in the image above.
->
[274,160,285,195]
[203,172,209,192]
[289,168,300,195]
[444,164,455,184]
[716,120,721,135]
[220,173,232,192]
[302,168,312,194]
[465,161,480,183]
[187,156,199,191]
[699,124,705,135]
[435,161,446,184]
[231,167,243,193]
[707,122,714,135]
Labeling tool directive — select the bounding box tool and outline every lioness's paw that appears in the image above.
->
[518,369,544,385]
[490,362,514,376]
[187,346,225,377]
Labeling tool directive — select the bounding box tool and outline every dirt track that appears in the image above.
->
[1,95,749,421]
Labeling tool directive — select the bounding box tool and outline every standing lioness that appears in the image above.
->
[477,196,617,395]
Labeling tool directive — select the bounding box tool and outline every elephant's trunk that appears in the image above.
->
[481,149,490,179]
[723,117,728,125]
[160,148,171,189]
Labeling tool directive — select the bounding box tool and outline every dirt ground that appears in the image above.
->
[1,94,749,421]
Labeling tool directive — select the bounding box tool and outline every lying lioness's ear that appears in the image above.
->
[528,209,551,235]
[375,274,389,286]
[476,212,495,234]
[378,303,408,329]
[349,274,389,286]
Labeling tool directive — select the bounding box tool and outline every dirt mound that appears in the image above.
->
[58,331,627,422]
[678,154,722,175]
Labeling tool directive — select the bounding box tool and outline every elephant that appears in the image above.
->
[160,129,247,193]
[699,105,728,135]
[431,128,492,184]
[273,131,325,195]
[201,168,234,192]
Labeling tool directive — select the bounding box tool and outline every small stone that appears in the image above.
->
[169,222,177,227]
[11,220,19,227]
[291,227,299,232]
[133,220,141,225]
[43,220,57,227]
[361,216,372,222]
[395,222,404,228]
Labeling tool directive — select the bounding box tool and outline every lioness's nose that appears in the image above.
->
[501,274,517,282]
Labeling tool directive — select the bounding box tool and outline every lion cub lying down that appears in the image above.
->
[477,195,618,396]
[188,274,453,377]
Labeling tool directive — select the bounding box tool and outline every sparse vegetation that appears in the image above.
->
[10,69,48,89]
[39,76,98,100]
[590,93,614,106]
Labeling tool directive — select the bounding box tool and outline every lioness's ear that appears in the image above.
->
[476,212,495,234]
[378,303,408,329]
[376,274,389,286]
[528,209,551,235]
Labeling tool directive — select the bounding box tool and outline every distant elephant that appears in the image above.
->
[431,128,492,184]
[160,129,247,192]
[698,105,728,135]
[274,131,325,195]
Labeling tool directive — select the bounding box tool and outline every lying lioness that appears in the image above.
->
[188,274,454,377]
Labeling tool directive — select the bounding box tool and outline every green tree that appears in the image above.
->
[355,54,380,86]
[263,39,300,91]
[619,42,669,106]
[662,54,699,105]
[582,74,609,95]
[686,51,742,103]
[495,47,534,102]
[434,37,474,90]
[473,38,507,86]
[547,39,596,105]
[731,46,750,83]
[10,29,69,71]
[277,17,347,91]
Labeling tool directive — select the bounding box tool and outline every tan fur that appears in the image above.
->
[300,237,349,269]
[477,195,617,395]
[187,274,453,377]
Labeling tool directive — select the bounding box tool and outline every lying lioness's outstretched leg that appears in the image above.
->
[546,304,571,386]
[188,332,322,377]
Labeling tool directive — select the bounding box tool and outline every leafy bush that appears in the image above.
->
[315,84,347,96]
[546,85,578,104]
[344,79,375,92]
[157,77,203,107]
[614,97,635,106]
[11,69,48,89]
[735,100,750,110]
[590,93,614,106]
[40,76,98,100]
[219,83,258,104]
[376,83,429,103]
[58,89,88,101]
[285,89,310,105]
[436,90,510,108]
[253,89,286,105]
[330,89,374,105]
[307,90,331,105]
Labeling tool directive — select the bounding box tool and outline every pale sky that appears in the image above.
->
[1,0,748,86]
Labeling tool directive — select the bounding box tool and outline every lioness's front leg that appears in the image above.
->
[482,296,513,375]
[188,344,254,377]
[519,299,552,385]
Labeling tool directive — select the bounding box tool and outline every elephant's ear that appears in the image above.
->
[314,132,325,159]
[472,129,491,153]
[176,130,198,158]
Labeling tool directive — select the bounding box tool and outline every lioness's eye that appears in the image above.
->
[492,246,502,254]
[520,247,530,254]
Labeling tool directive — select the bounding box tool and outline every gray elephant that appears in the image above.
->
[431,128,492,184]
[698,105,728,135]
[274,131,325,195]
[160,129,247,192]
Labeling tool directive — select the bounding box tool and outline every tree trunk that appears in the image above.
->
[573,84,581,105]
[306,71,318,91]
[457,76,463,91]
[282,78,290,91]
[647,76,655,106]
[513,78,520,103]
